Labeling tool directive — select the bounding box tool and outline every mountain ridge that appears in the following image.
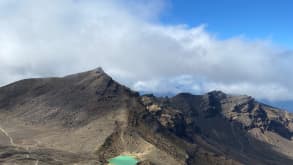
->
[1,68,293,165]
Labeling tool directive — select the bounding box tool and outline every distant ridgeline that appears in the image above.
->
[260,99,293,112]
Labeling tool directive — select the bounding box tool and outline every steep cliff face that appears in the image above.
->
[139,91,293,164]
[1,69,293,165]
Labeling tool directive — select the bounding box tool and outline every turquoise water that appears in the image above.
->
[108,155,138,165]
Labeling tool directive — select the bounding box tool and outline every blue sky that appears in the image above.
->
[160,0,293,110]
[0,0,293,110]
[162,0,292,48]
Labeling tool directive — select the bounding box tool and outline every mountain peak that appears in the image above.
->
[84,67,106,77]
[64,67,109,81]
[94,67,105,74]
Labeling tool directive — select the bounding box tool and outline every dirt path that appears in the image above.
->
[0,125,15,146]
[0,125,41,164]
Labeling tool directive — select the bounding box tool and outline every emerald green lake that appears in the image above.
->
[108,155,138,165]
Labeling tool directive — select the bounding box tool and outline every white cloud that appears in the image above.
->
[0,0,292,101]
[203,82,293,101]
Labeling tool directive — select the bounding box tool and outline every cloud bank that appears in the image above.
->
[0,0,292,101]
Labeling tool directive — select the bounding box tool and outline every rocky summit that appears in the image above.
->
[1,68,293,165]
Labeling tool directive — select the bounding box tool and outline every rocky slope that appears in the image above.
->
[0,68,293,164]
